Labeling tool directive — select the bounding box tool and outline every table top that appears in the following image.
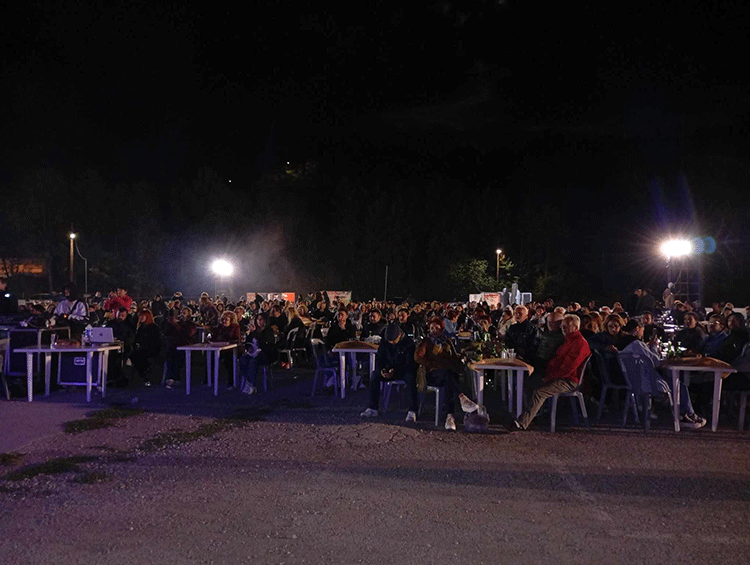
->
[470,357,534,372]
[660,356,736,374]
[19,343,123,353]
[177,342,238,351]
[333,340,378,353]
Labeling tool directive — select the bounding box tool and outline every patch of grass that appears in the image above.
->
[0,452,25,466]
[138,409,272,453]
[4,456,98,481]
[71,471,110,484]
[63,407,145,434]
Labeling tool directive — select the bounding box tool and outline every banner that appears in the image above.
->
[1,258,46,277]
[266,292,296,303]
[325,291,352,305]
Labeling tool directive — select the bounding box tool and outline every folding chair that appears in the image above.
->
[617,349,674,434]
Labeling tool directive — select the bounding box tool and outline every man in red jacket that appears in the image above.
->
[514,314,591,430]
[104,287,133,313]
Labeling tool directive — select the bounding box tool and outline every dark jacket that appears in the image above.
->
[374,335,417,377]
[246,326,278,363]
[673,326,705,353]
[504,320,540,361]
[134,323,162,358]
[164,318,197,349]
[361,320,387,340]
[715,328,749,363]
[107,318,135,355]
[326,321,356,350]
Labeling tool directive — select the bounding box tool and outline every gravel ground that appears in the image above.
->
[1,368,749,564]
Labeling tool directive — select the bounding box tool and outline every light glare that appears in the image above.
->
[211,259,234,277]
[660,239,692,258]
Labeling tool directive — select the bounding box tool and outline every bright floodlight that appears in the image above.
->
[496,248,502,255]
[69,233,76,239]
[211,259,234,277]
[660,239,693,258]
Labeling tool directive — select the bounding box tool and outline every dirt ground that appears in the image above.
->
[2,368,749,565]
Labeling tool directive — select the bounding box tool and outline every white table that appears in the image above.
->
[331,342,378,399]
[176,343,238,396]
[662,358,736,432]
[20,343,122,402]
[470,358,534,418]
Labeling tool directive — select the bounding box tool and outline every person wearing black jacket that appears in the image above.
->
[0,277,19,315]
[360,323,418,421]
[325,310,356,351]
[239,314,278,394]
[130,309,162,386]
[361,310,387,340]
[504,306,540,361]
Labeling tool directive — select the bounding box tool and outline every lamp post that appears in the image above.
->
[74,237,89,296]
[69,233,76,283]
[659,239,693,302]
[495,248,503,285]
[211,259,234,298]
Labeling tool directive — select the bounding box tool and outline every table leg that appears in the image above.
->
[44,353,52,396]
[711,371,723,432]
[26,352,34,402]
[369,352,376,381]
[339,353,346,399]
[671,370,681,432]
[101,352,109,398]
[185,351,192,395]
[206,351,212,386]
[516,370,524,418]
[233,349,238,389]
[213,351,219,396]
[506,370,514,414]
[86,351,94,402]
[475,370,484,406]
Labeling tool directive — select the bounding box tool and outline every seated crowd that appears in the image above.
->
[8,283,750,432]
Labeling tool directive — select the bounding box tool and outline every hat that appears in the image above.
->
[384,322,402,341]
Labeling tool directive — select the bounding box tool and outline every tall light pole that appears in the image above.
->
[69,232,76,283]
[495,248,503,286]
[74,237,89,296]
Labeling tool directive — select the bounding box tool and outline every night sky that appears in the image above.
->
[4,1,750,301]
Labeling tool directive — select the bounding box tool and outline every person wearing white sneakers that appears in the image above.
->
[414,317,471,430]
[361,323,419,422]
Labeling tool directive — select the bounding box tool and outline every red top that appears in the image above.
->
[104,295,133,313]
[543,330,591,383]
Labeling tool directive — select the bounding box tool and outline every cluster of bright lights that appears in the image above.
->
[660,239,693,258]
[211,259,234,277]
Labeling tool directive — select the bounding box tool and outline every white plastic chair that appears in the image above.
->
[418,385,446,427]
[277,327,299,368]
[617,349,674,433]
[310,339,339,397]
[548,355,592,433]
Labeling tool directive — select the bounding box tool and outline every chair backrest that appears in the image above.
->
[592,348,620,387]
[617,349,660,395]
[285,327,299,347]
[574,354,593,391]
[310,338,329,370]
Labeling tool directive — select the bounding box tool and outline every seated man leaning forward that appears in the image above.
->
[513,314,590,430]
[360,323,419,422]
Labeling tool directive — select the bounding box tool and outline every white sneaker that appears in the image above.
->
[459,393,479,413]
[445,414,456,430]
[360,408,378,418]
[405,411,417,423]
[243,385,257,395]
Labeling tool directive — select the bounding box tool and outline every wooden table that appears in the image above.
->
[176,342,238,396]
[331,341,378,399]
[20,343,122,402]
[470,357,534,418]
[661,357,736,432]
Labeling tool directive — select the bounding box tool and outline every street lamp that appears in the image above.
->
[211,259,234,297]
[69,233,76,283]
[495,248,503,285]
[659,239,693,302]
[74,237,89,296]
